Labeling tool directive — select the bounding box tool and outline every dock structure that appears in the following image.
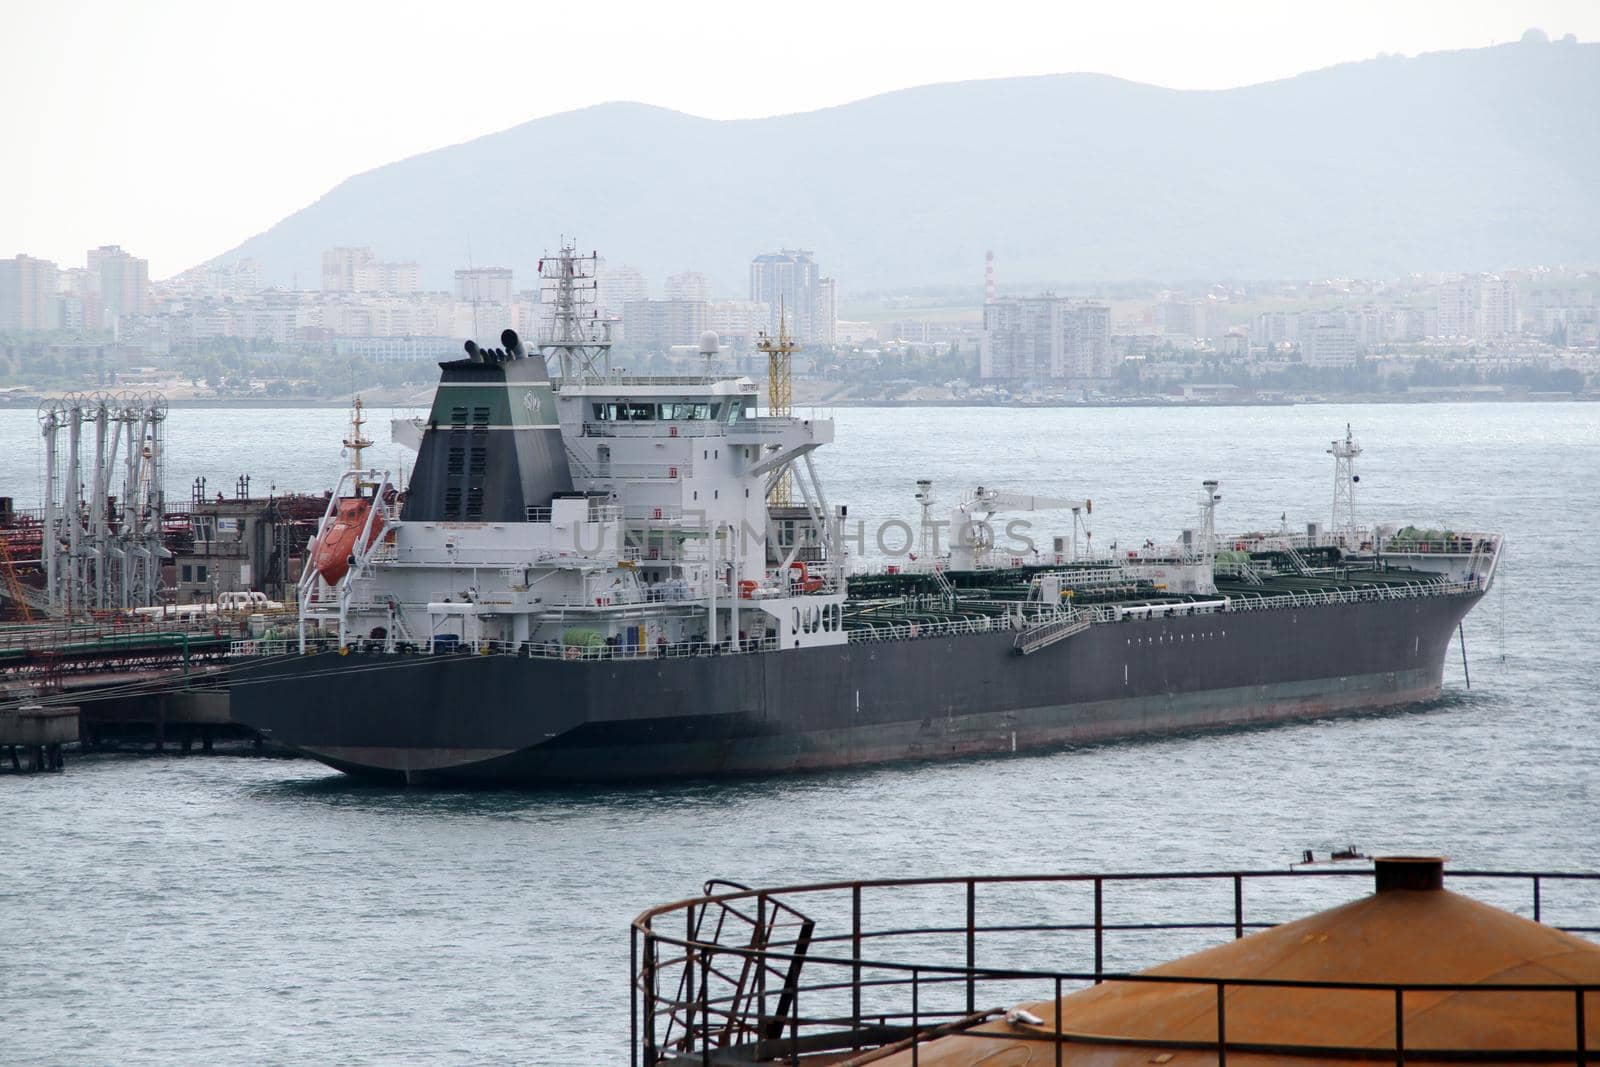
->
[0,614,262,753]
[0,704,77,772]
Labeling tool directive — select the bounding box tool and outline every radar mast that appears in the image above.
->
[1328,423,1362,535]
[538,239,612,382]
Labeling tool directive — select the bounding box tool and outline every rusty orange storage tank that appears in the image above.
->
[874,857,1599,1066]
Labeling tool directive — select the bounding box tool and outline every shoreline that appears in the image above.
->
[0,394,1593,411]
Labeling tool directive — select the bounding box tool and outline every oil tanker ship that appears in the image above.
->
[228,244,1501,785]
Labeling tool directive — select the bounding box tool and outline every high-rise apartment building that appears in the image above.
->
[750,249,818,341]
[1301,315,1360,368]
[598,265,648,316]
[981,296,1111,383]
[58,268,102,331]
[664,271,712,303]
[1251,311,1301,347]
[814,277,838,347]
[622,300,709,352]
[0,254,62,331]
[455,267,514,305]
[87,245,151,319]
[1475,276,1519,340]
[322,247,374,291]
[1061,301,1111,378]
[355,260,421,295]
[323,248,421,294]
[708,301,771,347]
[1437,274,1519,341]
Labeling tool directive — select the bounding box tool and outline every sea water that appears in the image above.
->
[1,402,1596,1064]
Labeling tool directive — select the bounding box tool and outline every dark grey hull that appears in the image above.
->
[229,592,1481,785]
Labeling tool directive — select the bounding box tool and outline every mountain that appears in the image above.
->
[204,38,1599,295]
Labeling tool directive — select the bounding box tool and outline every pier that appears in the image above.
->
[0,614,266,759]
[0,704,77,772]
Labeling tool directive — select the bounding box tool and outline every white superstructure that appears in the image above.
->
[298,245,847,659]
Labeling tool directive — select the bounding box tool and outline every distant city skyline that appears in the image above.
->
[2,1,1597,278]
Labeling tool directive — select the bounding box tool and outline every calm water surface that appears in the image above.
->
[2,402,1597,1064]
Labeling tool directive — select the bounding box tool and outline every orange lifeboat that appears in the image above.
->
[788,560,824,594]
[310,496,385,585]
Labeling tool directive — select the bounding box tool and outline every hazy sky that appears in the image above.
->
[3,0,1596,279]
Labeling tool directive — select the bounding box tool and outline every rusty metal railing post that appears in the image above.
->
[1576,987,1587,1067]
[631,924,639,1067]
[1215,981,1227,1066]
[911,968,920,1067]
[1534,875,1543,923]
[1233,874,1244,939]
[1054,975,1063,1067]
[1093,878,1104,984]
[851,884,862,1050]
[790,972,800,1066]
[684,904,697,1046]
[757,893,769,1053]
[643,928,659,1066]
[1394,987,1404,1066]
[966,878,977,1013]
[701,934,712,1067]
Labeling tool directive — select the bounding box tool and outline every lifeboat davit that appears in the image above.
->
[310,497,385,586]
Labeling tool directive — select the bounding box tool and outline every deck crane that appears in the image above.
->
[948,486,1092,570]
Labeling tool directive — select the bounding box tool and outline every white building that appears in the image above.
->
[1437,274,1519,341]
[708,300,771,348]
[664,271,712,303]
[455,267,513,305]
[750,249,819,342]
[981,296,1111,383]
[322,247,374,291]
[0,254,61,331]
[599,265,648,316]
[1301,319,1359,368]
[814,277,838,347]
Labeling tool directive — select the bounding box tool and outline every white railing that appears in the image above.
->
[847,615,1002,644]
[521,635,782,661]
[842,575,1484,646]
[524,502,624,523]
[229,639,296,656]
[596,462,692,480]
[623,504,686,521]
[233,577,1489,658]
[1379,533,1501,556]
[583,422,727,439]
[1212,576,1483,614]
[725,417,795,436]
[237,634,785,661]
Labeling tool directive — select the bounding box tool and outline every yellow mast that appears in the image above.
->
[755,301,797,505]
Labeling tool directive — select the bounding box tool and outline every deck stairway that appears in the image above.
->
[1012,610,1091,656]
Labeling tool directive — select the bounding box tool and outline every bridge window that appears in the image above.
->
[592,402,660,421]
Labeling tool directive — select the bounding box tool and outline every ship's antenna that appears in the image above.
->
[915,479,936,562]
[343,396,374,486]
[1328,423,1363,538]
[466,236,479,342]
[538,238,610,382]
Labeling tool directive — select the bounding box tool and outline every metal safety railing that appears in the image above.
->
[631,868,1600,1067]
[231,635,785,661]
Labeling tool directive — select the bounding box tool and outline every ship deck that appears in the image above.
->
[841,562,1458,635]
